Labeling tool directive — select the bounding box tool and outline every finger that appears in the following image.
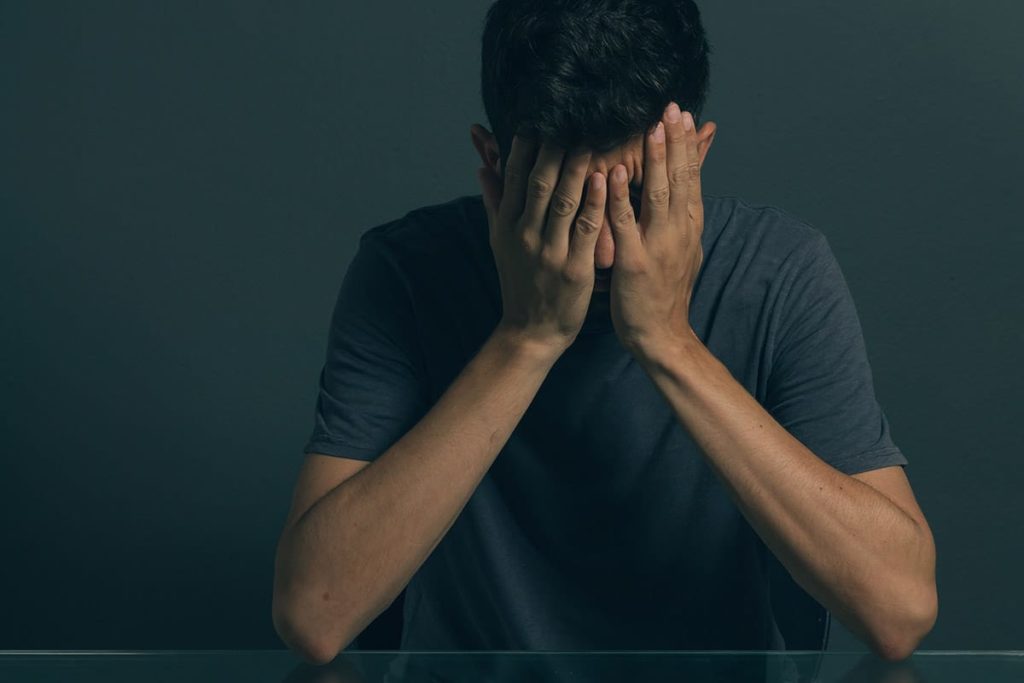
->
[520,141,567,242]
[663,101,689,225]
[640,119,670,237]
[606,164,642,262]
[476,165,500,238]
[497,132,539,230]
[566,171,607,274]
[681,110,704,228]
[544,147,593,256]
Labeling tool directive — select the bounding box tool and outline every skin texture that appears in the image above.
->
[469,117,717,322]
[271,103,935,663]
[473,103,937,659]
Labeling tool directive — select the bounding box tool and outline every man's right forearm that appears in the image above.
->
[273,326,564,661]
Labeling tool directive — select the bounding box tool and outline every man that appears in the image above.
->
[272,0,937,665]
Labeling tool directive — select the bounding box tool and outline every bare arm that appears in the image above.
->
[272,327,561,663]
[273,131,611,664]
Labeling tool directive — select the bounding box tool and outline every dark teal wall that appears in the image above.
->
[2,1,1020,651]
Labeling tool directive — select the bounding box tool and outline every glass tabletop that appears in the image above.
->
[1,650,1022,682]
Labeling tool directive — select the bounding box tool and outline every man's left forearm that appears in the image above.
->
[632,331,936,660]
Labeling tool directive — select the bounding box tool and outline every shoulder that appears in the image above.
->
[358,194,485,259]
[343,195,492,304]
[703,193,830,268]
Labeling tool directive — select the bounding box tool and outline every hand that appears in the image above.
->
[606,102,705,354]
[476,133,608,352]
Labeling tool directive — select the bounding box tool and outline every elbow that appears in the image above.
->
[272,536,353,664]
[272,595,352,665]
[272,582,359,666]
[271,596,326,665]
[872,635,916,663]
[271,532,390,663]
[872,586,939,662]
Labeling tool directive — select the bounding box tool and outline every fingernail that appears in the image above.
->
[683,111,694,131]
[666,102,681,123]
[614,166,627,183]
[652,122,665,142]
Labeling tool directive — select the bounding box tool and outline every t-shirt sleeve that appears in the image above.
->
[303,231,431,461]
[764,232,908,476]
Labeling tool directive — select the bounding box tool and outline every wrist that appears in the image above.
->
[630,326,703,366]
[491,323,571,365]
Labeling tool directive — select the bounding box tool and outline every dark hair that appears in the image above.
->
[480,0,712,175]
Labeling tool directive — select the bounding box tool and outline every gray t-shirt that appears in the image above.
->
[303,193,908,651]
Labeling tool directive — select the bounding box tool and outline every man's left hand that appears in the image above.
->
[606,102,706,356]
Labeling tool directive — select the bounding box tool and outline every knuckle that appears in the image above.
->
[646,185,670,207]
[538,246,563,270]
[613,206,636,227]
[549,190,579,217]
[574,214,601,235]
[527,174,554,198]
[669,165,689,186]
[561,265,587,285]
[505,167,524,186]
[687,161,701,178]
[517,231,538,254]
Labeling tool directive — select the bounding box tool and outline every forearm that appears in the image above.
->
[274,326,562,659]
[635,334,936,659]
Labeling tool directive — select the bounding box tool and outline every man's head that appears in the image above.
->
[470,0,717,274]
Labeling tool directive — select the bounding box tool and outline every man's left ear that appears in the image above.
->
[696,121,717,167]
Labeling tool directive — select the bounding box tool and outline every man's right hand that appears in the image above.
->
[476,133,608,353]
